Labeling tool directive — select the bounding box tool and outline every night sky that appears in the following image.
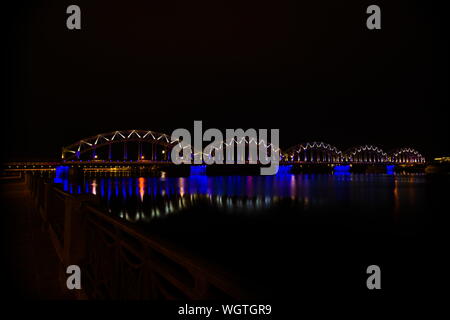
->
[3,0,449,161]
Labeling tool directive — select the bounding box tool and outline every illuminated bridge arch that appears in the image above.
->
[62,130,177,161]
[179,136,281,163]
[388,148,425,164]
[344,145,387,163]
[283,142,343,163]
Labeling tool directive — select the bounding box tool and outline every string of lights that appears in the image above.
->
[62,131,426,163]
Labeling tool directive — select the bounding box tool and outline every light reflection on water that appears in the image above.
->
[54,173,427,224]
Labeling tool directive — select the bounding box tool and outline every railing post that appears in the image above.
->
[42,182,53,223]
[24,172,31,188]
[63,194,98,267]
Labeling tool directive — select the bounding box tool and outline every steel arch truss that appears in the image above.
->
[177,136,281,163]
[344,145,387,163]
[283,142,343,163]
[62,130,177,161]
[388,148,425,164]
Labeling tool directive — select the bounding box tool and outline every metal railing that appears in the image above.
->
[24,173,244,300]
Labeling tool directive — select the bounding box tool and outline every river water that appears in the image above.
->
[57,172,428,221]
[54,171,448,298]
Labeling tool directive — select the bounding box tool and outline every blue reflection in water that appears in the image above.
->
[56,172,425,224]
[191,165,207,176]
[100,179,105,197]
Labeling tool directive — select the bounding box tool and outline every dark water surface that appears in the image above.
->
[58,173,429,220]
[55,172,448,298]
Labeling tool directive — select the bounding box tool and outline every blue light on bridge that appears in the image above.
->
[334,165,351,172]
[55,166,69,179]
[190,165,207,176]
[386,165,395,175]
[333,165,351,175]
[277,165,293,175]
[54,166,70,191]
